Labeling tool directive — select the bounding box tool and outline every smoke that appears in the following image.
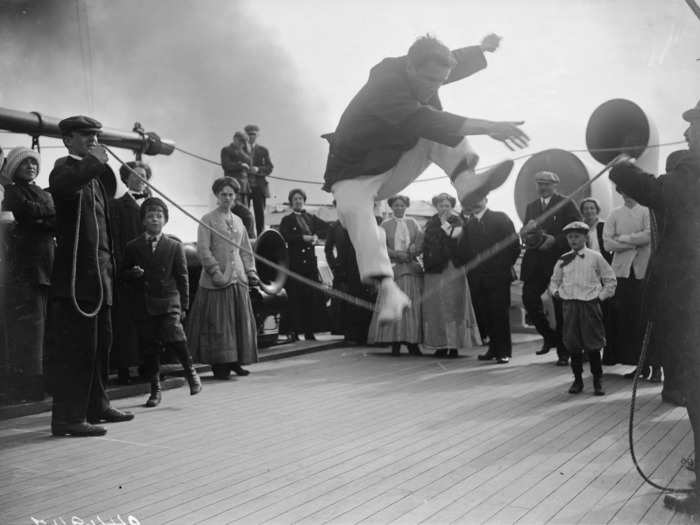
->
[0,0,329,240]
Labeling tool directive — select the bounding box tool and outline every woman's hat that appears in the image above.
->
[682,99,700,122]
[2,147,41,181]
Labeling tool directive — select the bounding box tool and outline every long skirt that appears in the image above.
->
[186,282,258,365]
[606,277,644,366]
[422,261,481,350]
[367,272,422,344]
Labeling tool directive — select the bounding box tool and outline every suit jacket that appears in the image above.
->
[279,210,328,276]
[322,46,487,191]
[520,193,581,283]
[109,193,144,267]
[246,143,274,197]
[458,209,519,283]
[48,155,116,305]
[122,234,189,320]
[220,144,252,194]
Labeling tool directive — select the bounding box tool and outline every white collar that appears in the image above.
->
[145,232,162,241]
[68,154,83,161]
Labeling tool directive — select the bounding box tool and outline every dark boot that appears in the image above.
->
[407,344,422,356]
[185,365,202,395]
[448,349,459,359]
[433,348,447,357]
[569,376,584,394]
[212,364,231,380]
[391,343,401,356]
[648,366,662,383]
[664,492,700,515]
[231,362,250,376]
[593,375,605,396]
[145,377,162,407]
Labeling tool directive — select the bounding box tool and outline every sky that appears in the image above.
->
[0,0,698,240]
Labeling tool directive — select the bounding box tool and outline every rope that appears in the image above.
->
[69,189,104,318]
[173,140,686,187]
[103,146,376,313]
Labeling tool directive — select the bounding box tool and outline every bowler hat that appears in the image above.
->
[534,170,560,183]
[563,221,590,234]
[59,115,102,135]
[682,99,700,122]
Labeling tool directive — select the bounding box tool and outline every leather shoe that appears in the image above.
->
[231,363,250,376]
[664,493,700,515]
[535,343,552,356]
[556,358,569,366]
[569,378,584,394]
[496,357,510,364]
[478,352,495,361]
[88,407,134,424]
[433,349,447,358]
[52,422,107,437]
[304,333,317,341]
[447,349,459,359]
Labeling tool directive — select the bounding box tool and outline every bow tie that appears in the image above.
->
[132,192,148,200]
[560,251,585,267]
[147,236,159,244]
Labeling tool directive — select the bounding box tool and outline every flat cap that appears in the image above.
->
[59,115,102,135]
[682,99,700,122]
[563,221,590,234]
[244,124,260,133]
[534,170,560,183]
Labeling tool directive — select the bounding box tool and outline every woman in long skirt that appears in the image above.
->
[187,177,260,379]
[422,193,480,358]
[367,195,423,355]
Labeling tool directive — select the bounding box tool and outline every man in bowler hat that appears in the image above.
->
[610,99,700,515]
[46,115,134,437]
[520,170,581,365]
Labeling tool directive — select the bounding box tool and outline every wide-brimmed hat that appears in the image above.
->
[682,99,700,122]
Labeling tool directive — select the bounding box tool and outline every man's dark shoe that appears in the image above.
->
[304,333,317,341]
[496,357,510,364]
[569,377,584,394]
[648,367,662,383]
[391,343,401,356]
[535,343,552,356]
[185,366,202,395]
[88,408,134,424]
[556,358,569,366]
[447,349,459,359]
[593,376,605,396]
[433,349,447,358]
[664,493,700,515]
[478,352,495,361]
[145,377,162,407]
[459,160,515,208]
[662,389,686,406]
[52,422,107,437]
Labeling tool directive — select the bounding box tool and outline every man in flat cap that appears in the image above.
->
[244,124,274,236]
[322,33,529,323]
[610,99,700,515]
[45,115,134,437]
[520,170,581,365]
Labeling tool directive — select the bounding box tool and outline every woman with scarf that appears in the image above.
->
[279,188,329,341]
[1,147,55,400]
[422,192,480,358]
[367,195,423,355]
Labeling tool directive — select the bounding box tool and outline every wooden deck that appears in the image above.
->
[0,338,696,525]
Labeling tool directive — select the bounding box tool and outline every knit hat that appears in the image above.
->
[2,147,41,181]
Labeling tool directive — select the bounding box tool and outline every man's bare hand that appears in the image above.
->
[88,144,109,164]
[480,33,502,53]
[488,121,530,151]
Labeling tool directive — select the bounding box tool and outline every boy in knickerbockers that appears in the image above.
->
[550,221,616,395]
[121,197,202,407]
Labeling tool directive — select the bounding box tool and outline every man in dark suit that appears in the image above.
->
[109,160,151,383]
[610,99,700,515]
[244,124,274,236]
[322,33,529,325]
[121,197,201,407]
[520,170,581,365]
[458,197,520,363]
[46,115,134,437]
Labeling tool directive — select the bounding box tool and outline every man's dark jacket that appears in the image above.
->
[458,209,520,283]
[610,151,700,350]
[322,46,488,191]
[247,144,274,198]
[48,155,116,305]
[121,234,189,321]
[279,211,328,276]
[519,194,581,283]
[109,193,144,267]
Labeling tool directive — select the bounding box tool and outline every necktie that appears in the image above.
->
[147,236,158,253]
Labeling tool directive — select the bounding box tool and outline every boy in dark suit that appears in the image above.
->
[122,198,201,407]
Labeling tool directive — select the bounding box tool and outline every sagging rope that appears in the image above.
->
[103,146,377,313]
[173,141,686,186]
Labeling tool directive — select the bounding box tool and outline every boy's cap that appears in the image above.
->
[563,221,589,234]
